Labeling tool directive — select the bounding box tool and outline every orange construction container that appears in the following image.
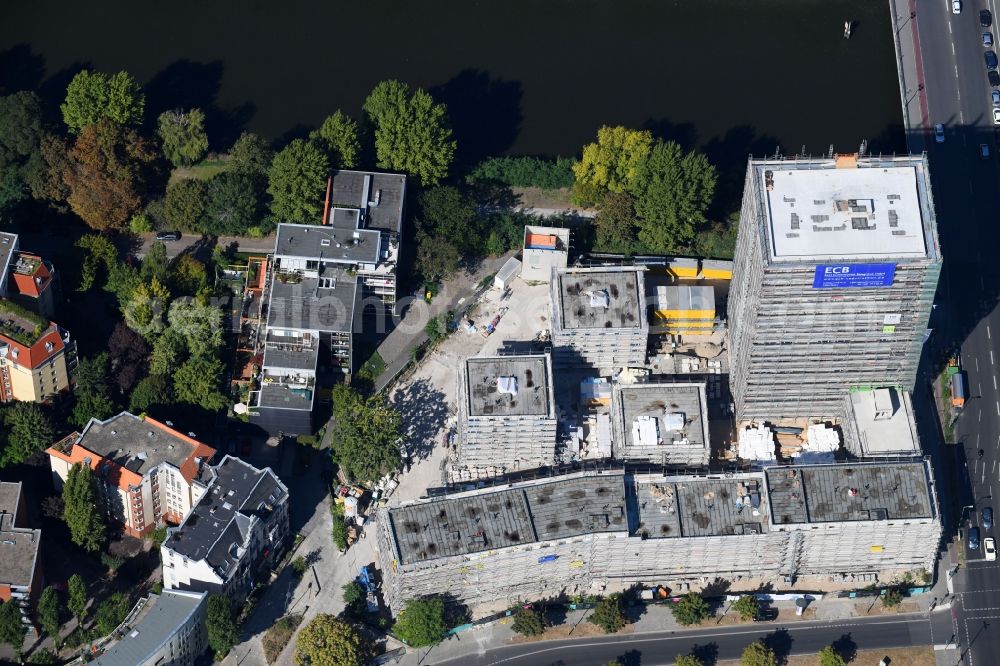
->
[526,233,557,249]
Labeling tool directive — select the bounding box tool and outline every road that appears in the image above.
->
[913,0,1000,663]
[433,612,943,666]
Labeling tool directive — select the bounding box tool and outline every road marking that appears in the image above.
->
[949,21,954,34]
[956,65,960,77]
[995,401,998,416]
[992,350,995,365]
[989,325,992,339]
[994,376,997,390]
[953,43,957,54]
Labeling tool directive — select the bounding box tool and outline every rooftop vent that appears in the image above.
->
[587,289,610,308]
[320,239,330,247]
[497,376,518,396]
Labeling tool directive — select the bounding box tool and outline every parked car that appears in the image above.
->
[986,32,995,48]
[753,606,779,622]
[954,0,962,14]
[986,537,997,561]
[155,230,181,241]
[970,526,982,550]
[982,143,991,159]
[992,90,1000,105]
[982,9,993,27]
[994,108,1000,124]
[935,123,946,142]
[991,70,1000,86]
[986,50,998,69]
[984,507,994,529]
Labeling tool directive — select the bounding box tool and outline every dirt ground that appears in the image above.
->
[510,186,576,210]
[716,646,933,665]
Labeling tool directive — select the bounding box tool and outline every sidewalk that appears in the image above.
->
[889,0,930,153]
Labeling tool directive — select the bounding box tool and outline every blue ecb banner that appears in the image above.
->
[812,263,896,289]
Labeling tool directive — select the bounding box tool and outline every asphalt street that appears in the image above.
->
[432,613,939,666]
[917,0,1000,664]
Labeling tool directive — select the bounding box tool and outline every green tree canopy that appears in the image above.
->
[629,140,716,252]
[394,597,448,647]
[670,592,710,626]
[0,91,44,214]
[311,110,361,169]
[140,241,170,283]
[674,655,705,666]
[61,70,145,134]
[23,133,71,209]
[573,126,652,196]
[202,171,262,236]
[414,232,461,283]
[123,277,171,338]
[37,586,61,646]
[0,598,26,660]
[173,355,227,411]
[415,186,479,253]
[129,374,174,414]
[740,640,776,666]
[267,138,329,224]
[363,80,456,186]
[166,298,224,357]
[294,613,372,666]
[511,606,547,636]
[67,574,87,623]
[157,108,209,167]
[169,255,209,296]
[330,385,402,483]
[149,328,186,376]
[593,191,639,254]
[589,594,627,634]
[732,595,759,622]
[206,595,239,657]
[71,353,118,427]
[164,178,208,231]
[817,645,847,666]
[0,401,56,467]
[95,592,131,636]
[228,131,273,178]
[62,462,106,552]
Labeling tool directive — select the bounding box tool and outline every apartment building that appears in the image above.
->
[609,381,711,466]
[89,590,208,666]
[8,252,59,320]
[0,482,42,634]
[161,456,289,603]
[46,413,217,537]
[728,155,941,419]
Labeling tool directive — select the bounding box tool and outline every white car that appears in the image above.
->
[985,537,997,561]
[935,123,946,142]
[954,0,962,14]
[994,108,1000,124]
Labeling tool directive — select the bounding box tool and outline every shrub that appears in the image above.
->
[291,556,308,577]
[467,156,575,189]
[100,552,125,572]
[332,513,349,551]
[588,594,627,634]
[882,587,904,608]
[732,595,759,621]
[511,606,547,636]
[129,213,153,233]
[262,614,303,664]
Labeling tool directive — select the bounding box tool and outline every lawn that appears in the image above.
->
[168,158,229,185]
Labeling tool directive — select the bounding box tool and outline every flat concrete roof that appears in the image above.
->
[89,591,206,666]
[274,223,380,265]
[76,413,205,477]
[388,473,627,564]
[759,162,928,262]
[848,388,920,456]
[766,461,932,525]
[329,170,406,234]
[267,271,357,333]
[555,267,645,330]
[633,474,768,538]
[262,344,319,372]
[613,383,708,457]
[0,481,19,517]
[465,355,554,418]
[258,383,313,410]
[0,482,40,591]
[0,232,16,285]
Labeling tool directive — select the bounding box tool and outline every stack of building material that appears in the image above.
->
[804,424,841,453]
[651,285,716,336]
[738,424,776,461]
[580,378,612,406]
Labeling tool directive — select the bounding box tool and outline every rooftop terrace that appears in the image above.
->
[0,298,47,346]
[266,271,357,333]
[465,355,554,418]
[555,267,645,330]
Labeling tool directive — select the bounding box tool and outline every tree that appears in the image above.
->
[0,91,44,214]
[173,355,227,411]
[95,592,131,636]
[157,108,208,167]
[164,178,208,231]
[206,595,239,657]
[630,141,716,252]
[228,131,273,178]
[732,595,759,622]
[740,640,776,666]
[149,328,186,376]
[363,80,456,186]
[414,232,460,283]
[295,613,372,666]
[141,241,170,283]
[817,645,847,666]
[24,134,71,208]
[481,211,525,257]
[108,322,151,393]
[169,254,209,295]
[415,186,479,253]
[61,70,145,134]
[674,656,705,666]
[67,574,87,624]
[268,139,329,224]
[330,385,402,483]
[593,191,638,254]
[123,277,171,338]
[63,120,159,231]
[511,606,546,636]
[670,592,710,626]
[311,110,361,169]
[167,299,224,357]
[589,594,627,634]
[342,581,364,608]
[882,587,904,608]
[201,171,261,236]
[62,462,106,551]
[0,599,26,660]
[0,401,56,467]
[71,353,117,427]
[331,512,349,551]
[129,374,174,414]
[394,597,447,647]
[28,649,58,664]
[573,126,652,196]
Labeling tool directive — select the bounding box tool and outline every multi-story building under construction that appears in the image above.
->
[728,155,941,420]
[376,460,940,614]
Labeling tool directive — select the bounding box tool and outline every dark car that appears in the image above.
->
[753,607,779,622]
[970,526,982,550]
[984,507,994,530]
[987,50,999,69]
[991,70,1000,86]
[982,9,993,27]
[155,230,181,242]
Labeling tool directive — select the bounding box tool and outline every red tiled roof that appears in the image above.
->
[144,417,217,483]
[45,440,143,492]
[10,255,51,298]
[0,325,64,370]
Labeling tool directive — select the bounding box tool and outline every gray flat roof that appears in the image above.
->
[258,383,314,410]
[89,590,206,666]
[165,456,286,568]
[266,271,357,333]
[0,482,40,590]
[0,232,16,283]
[613,383,708,456]
[766,461,932,525]
[329,170,406,234]
[848,388,920,456]
[274,223,380,265]
[0,481,19,516]
[756,159,929,262]
[633,475,768,539]
[262,344,319,372]
[388,473,627,565]
[555,267,645,330]
[465,355,554,418]
[76,413,206,477]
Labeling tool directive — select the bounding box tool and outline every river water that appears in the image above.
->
[2,0,904,169]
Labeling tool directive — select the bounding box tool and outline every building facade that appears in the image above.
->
[728,155,941,420]
[376,462,940,614]
[0,482,42,633]
[46,413,217,537]
[89,590,208,666]
[161,456,289,603]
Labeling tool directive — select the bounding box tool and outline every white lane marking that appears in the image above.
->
[994,376,997,390]
[949,21,954,34]
[953,42,957,54]
[989,325,992,339]
[956,65,960,77]
[992,350,995,365]
[995,400,998,416]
